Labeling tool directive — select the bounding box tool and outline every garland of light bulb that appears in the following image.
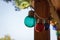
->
[3,0,58,33]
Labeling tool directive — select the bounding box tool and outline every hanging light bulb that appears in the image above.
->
[19,1,30,9]
[24,16,36,28]
[50,18,58,31]
[56,31,60,37]
[44,23,49,30]
[35,19,44,32]
[24,10,36,28]
[15,0,30,9]
[53,25,57,30]
[44,19,50,30]
[44,16,53,30]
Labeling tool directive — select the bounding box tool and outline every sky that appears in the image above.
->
[0,0,34,40]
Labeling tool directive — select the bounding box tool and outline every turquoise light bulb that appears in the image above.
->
[24,16,36,28]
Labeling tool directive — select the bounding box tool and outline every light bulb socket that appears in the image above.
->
[28,10,35,17]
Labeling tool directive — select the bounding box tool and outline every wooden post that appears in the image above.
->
[34,0,50,40]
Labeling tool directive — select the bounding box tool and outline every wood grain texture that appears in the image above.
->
[34,0,50,40]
